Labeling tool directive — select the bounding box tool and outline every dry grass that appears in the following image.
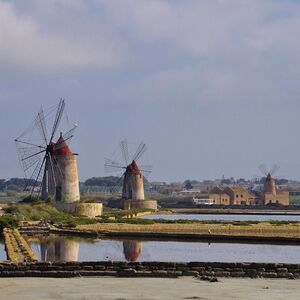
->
[77,222,300,238]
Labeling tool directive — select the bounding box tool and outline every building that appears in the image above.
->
[263,173,289,206]
[177,189,202,196]
[192,197,215,205]
[209,193,231,205]
[223,186,258,205]
[209,185,258,205]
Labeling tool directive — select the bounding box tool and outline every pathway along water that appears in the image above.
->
[26,235,300,264]
[143,214,300,222]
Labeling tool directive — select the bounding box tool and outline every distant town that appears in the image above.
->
[1,174,300,207]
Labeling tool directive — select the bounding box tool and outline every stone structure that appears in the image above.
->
[209,185,258,205]
[0,261,299,279]
[122,160,157,210]
[122,160,145,201]
[263,173,289,206]
[52,134,103,217]
[124,199,157,210]
[55,202,103,218]
[53,134,80,203]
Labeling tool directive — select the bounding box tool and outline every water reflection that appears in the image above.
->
[38,236,142,262]
[40,236,79,262]
[0,240,6,261]
[27,235,300,263]
[123,240,142,262]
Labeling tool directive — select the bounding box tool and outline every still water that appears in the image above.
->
[143,214,300,222]
[0,240,6,261]
[27,235,300,264]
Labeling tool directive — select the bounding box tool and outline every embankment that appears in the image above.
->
[0,261,299,279]
[172,207,300,215]
[75,222,300,242]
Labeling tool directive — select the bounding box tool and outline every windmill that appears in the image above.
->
[258,164,279,195]
[105,140,152,201]
[15,99,80,203]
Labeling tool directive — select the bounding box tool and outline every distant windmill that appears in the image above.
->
[258,164,280,195]
[104,140,152,202]
[15,99,80,202]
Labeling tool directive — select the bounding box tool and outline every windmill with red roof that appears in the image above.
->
[259,164,279,196]
[15,99,80,203]
[105,140,157,210]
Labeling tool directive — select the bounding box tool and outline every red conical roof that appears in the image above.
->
[266,173,272,181]
[53,133,73,156]
[130,160,140,173]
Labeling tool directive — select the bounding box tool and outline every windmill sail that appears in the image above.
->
[15,99,80,202]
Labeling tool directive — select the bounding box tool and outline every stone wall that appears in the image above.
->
[0,261,299,279]
[55,202,102,218]
[124,199,157,210]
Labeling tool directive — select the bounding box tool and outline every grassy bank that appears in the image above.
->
[2,203,97,230]
[77,222,300,239]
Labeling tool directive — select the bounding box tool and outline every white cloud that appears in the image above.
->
[103,0,300,57]
[0,1,127,71]
[1,0,300,104]
[102,0,300,104]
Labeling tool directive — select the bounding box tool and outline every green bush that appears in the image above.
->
[0,215,20,232]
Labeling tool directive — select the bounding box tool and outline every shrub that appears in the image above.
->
[0,215,20,232]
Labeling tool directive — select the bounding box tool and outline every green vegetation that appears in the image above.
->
[0,215,20,232]
[3,203,97,228]
[102,207,155,219]
[290,195,300,205]
[99,217,155,225]
[99,215,300,226]
[84,176,121,187]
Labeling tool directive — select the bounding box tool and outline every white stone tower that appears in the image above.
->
[122,160,145,201]
[53,133,80,203]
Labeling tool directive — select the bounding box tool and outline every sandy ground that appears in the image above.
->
[0,277,299,300]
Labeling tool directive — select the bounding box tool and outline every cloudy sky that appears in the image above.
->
[1,0,300,182]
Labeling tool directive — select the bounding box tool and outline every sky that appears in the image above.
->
[1,0,300,182]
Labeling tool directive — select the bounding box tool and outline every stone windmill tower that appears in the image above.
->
[15,99,102,217]
[122,160,145,201]
[258,164,288,205]
[259,164,279,198]
[52,133,80,203]
[263,173,276,196]
[105,140,157,210]
[15,99,80,203]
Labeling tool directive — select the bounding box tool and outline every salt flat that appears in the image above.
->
[0,277,299,300]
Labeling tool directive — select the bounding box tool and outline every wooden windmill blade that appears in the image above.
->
[15,99,77,200]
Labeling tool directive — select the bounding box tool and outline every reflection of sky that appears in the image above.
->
[144,214,300,222]
[0,241,7,261]
[29,237,300,264]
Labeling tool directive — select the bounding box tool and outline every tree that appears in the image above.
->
[184,180,193,190]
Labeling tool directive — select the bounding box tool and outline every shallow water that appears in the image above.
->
[28,235,300,264]
[0,240,7,261]
[143,214,300,222]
